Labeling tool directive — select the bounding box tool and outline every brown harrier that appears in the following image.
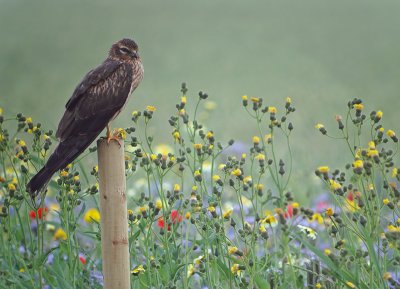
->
[27,38,144,197]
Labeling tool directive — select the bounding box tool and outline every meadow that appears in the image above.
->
[0,88,399,288]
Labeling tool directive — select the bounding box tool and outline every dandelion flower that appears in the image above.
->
[54,228,67,241]
[84,208,100,223]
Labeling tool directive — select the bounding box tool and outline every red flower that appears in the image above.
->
[284,204,293,219]
[29,207,49,220]
[157,218,165,229]
[171,210,182,223]
[157,210,182,231]
[79,256,86,265]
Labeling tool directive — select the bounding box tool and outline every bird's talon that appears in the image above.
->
[106,129,122,146]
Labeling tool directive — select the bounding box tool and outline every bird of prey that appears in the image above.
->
[27,38,144,198]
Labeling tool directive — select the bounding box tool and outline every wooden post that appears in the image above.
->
[97,138,130,289]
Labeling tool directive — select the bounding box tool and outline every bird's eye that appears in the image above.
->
[119,47,130,54]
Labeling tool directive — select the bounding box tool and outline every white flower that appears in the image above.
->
[297,225,317,240]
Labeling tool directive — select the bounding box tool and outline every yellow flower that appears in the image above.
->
[255,154,265,161]
[346,199,360,212]
[268,106,277,113]
[187,264,196,278]
[387,225,400,232]
[316,283,322,289]
[193,143,202,150]
[138,206,147,213]
[18,140,26,147]
[255,184,264,191]
[252,136,260,144]
[185,212,191,219]
[315,123,325,129]
[117,128,126,140]
[131,265,145,276]
[73,175,80,181]
[318,166,329,174]
[218,163,226,170]
[25,117,33,124]
[223,208,233,219]
[172,131,180,141]
[345,281,356,288]
[241,153,247,159]
[155,199,162,210]
[146,105,156,112]
[262,212,277,226]
[310,213,324,224]
[285,96,292,104]
[383,272,392,280]
[392,167,398,177]
[228,246,243,256]
[383,198,390,205]
[208,206,216,213]
[243,176,252,184]
[264,134,272,143]
[194,255,204,265]
[352,159,363,169]
[181,95,187,104]
[376,110,383,119]
[324,249,331,255]
[368,141,376,149]
[60,170,68,177]
[241,95,248,101]
[292,202,299,209]
[212,175,221,181]
[326,208,334,216]
[206,131,214,139]
[173,183,180,192]
[84,208,100,223]
[250,97,260,103]
[230,263,243,275]
[387,130,396,138]
[367,149,378,157]
[7,183,16,191]
[329,180,342,190]
[231,168,242,177]
[54,228,67,241]
[353,103,364,110]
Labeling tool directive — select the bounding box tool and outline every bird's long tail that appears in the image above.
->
[27,134,98,198]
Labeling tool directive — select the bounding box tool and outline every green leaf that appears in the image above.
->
[254,274,270,289]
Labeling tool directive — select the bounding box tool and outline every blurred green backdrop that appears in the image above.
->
[1,0,400,189]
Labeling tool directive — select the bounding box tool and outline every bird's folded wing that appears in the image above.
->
[56,61,133,141]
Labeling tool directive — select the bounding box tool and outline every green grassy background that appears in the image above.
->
[1,0,399,191]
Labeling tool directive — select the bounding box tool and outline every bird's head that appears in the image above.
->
[109,38,140,61]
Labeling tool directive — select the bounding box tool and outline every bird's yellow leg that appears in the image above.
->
[105,124,122,146]
[106,124,111,139]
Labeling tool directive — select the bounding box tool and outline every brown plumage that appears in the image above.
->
[27,38,144,197]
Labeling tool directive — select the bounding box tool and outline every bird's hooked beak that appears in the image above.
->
[131,51,139,59]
